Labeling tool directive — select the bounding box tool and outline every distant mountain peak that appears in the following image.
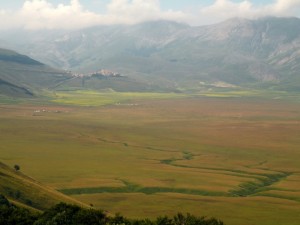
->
[220,17,252,25]
[1,17,300,92]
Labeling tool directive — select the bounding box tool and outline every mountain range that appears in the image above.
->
[1,16,300,95]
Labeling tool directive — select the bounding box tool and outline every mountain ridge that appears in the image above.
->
[1,17,300,92]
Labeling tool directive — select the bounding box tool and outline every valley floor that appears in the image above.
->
[0,94,300,225]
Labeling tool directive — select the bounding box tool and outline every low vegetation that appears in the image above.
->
[0,195,224,225]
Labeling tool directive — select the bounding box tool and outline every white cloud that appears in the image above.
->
[0,0,299,30]
[193,0,300,25]
[270,0,300,15]
[105,0,186,25]
[18,0,104,29]
[197,0,256,25]
[0,0,186,30]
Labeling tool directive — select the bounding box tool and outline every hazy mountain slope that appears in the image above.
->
[0,48,165,95]
[2,17,300,91]
[0,48,72,96]
[0,78,34,97]
[0,161,85,210]
[0,48,43,66]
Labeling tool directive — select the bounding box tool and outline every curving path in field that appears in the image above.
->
[59,136,296,202]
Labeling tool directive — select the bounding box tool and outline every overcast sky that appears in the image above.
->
[0,0,300,30]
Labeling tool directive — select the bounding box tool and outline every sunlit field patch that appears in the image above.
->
[52,90,185,106]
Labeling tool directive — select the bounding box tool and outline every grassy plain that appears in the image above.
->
[0,91,300,225]
[52,90,185,106]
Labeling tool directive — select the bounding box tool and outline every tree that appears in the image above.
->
[14,165,20,171]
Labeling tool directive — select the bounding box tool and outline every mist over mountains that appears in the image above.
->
[1,16,300,93]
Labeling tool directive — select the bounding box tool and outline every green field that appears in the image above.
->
[0,91,300,225]
[51,90,186,106]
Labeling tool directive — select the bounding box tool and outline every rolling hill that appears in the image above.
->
[0,48,166,96]
[2,17,300,92]
[0,48,73,97]
[0,161,86,210]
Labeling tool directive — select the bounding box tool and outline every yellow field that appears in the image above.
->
[0,94,300,225]
[74,193,300,225]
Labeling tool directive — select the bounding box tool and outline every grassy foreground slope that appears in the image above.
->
[0,161,86,210]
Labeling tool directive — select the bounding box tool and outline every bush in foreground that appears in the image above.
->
[0,195,224,225]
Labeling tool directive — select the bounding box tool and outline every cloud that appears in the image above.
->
[0,0,299,30]
[0,0,186,30]
[271,0,300,15]
[196,0,256,25]
[106,0,186,24]
[193,0,300,25]
[17,0,104,29]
